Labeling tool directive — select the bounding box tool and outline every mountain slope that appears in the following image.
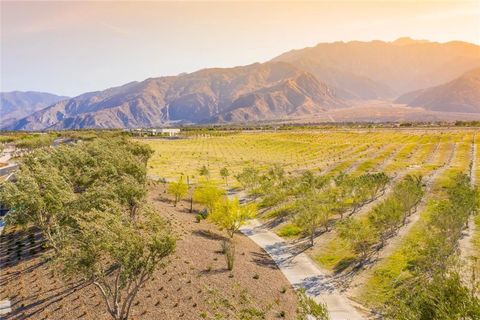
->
[395,67,480,113]
[11,62,344,130]
[272,38,480,98]
[0,91,69,128]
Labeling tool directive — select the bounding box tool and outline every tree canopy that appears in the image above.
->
[0,137,174,320]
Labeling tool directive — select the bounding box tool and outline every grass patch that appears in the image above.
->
[313,238,355,271]
[276,224,301,238]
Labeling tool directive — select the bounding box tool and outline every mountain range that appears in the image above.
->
[395,67,480,113]
[0,91,68,129]
[2,38,480,130]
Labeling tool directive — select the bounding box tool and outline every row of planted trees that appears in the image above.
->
[337,174,424,262]
[166,166,330,319]
[172,163,426,259]
[0,138,176,320]
[213,163,390,247]
[384,173,480,318]
[166,168,256,271]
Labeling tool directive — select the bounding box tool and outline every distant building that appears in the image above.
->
[159,128,181,137]
[129,128,181,137]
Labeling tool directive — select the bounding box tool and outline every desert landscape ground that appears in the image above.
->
[0,126,478,319]
[1,1,480,319]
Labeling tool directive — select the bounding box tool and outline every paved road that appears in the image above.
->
[240,219,365,320]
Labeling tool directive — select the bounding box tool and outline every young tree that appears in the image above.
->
[220,167,230,187]
[193,180,225,212]
[394,175,424,224]
[266,164,286,186]
[209,197,256,238]
[167,176,188,206]
[326,187,349,220]
[367,172,390,198]
[199,165,210,180]
[294,195,331,247]
[337,217,378,262]
[296,289,330,320]
[368,197,403,247]
[235,166,260,191]
[60,205,175,320]
[298,170,328,194]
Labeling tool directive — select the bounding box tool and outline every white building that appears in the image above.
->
[160,128,181,137]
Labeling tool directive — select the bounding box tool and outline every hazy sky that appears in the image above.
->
[1,1,479,96]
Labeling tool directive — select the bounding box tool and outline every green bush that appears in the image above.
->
[277,224,301,238]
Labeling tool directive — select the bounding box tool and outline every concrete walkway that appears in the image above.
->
[0,146,15,316]
[0,300,11,316]
[240,219,365,320]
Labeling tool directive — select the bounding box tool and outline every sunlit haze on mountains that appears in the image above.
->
[1,1,479,96]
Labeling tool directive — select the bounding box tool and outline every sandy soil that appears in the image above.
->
[0,182,299,320]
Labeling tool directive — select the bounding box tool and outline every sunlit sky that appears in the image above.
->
[1,1,479,96]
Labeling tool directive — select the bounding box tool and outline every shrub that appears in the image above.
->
[277,224,301,238]
[296,289,329,320]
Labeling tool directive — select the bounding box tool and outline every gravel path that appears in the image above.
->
[458,136,477,279]
[240,219,366,320]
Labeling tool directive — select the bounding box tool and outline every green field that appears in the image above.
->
[142,129,472,181]
[142,127,480,316]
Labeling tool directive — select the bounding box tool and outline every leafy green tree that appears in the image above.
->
[235,165,260,190]
[326,187,349,219]
[209,197,256,238]
[385,270,480,319]
[297,170,329,195]
[394,175,424,224]
[60,205,175,320]
[337,217,378,262]
[294,195,331,246]
[368,197,403,247]
[193,180,225,212]
[384,173,480,318]
[0,137,177,320]
[167,176,188,206]
[348,173,389,214]
[220,167,230,186]
[1,155,75,252]
[199,165,210,180]
[266,164,286,185]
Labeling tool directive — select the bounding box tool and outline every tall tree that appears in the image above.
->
[60,205,175,320]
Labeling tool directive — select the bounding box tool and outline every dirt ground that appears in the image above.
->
[0,182,299,320]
